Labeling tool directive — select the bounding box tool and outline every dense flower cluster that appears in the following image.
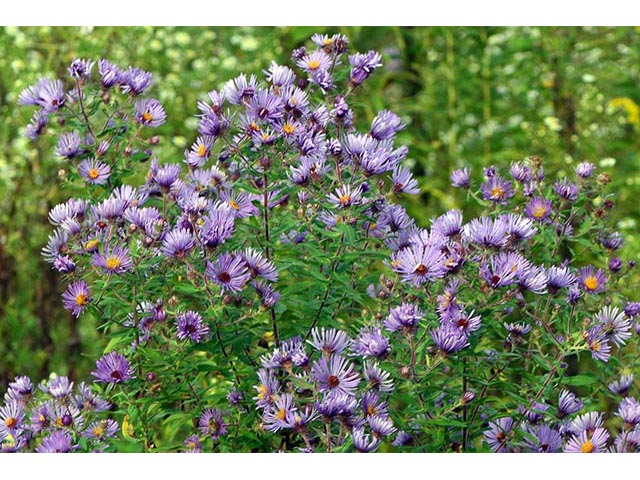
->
[0,375,118,452]
[6,32,638,453]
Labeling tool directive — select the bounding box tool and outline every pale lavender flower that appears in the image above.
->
[311,354,360,397]
[557,390,583,418]
[564,428,609,453]
[594,306,631,348]
[450,167,470,188]
[198,409,227,440]
[176,311,210,343]
[310,328,350,356]
[91,352,134,384]
[206,252,251,293]
[352,326,390,358]
[61,280,91,317]
[135,98,167,127]
[609,375,634,396]
[78,158,111,185]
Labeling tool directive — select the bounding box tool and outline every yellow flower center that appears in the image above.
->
[105,256,121,271]
[93,426,105,438]
[75,293,88,306]
[229,200,240,210]
[85,239,99,251]
[367,405,377,416]
[257,384,268,400]
[581,440,594,453]
[584,276,598,291]
[322,38,334,46]
[277,409,287,421]
[197,144,207,157]
[249,122,260,132]
[307,59,321,70]
[283,123,295,135]
[262,132,270,141]
[591,340,601,352]
[533,206,547,219]
[339,194,351,205]
[491,187,504,199]
[142,111,153,122]
[5,417,16,429]
[88,168,100,180]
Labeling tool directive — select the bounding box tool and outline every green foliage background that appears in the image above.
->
[1,26,639,388]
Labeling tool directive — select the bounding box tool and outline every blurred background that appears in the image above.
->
[1,26,639,389]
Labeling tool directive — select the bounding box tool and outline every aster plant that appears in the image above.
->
[4,32,638,454]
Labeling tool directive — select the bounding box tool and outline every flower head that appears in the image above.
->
[198,408,227,440]
[311,354,360,398]
[135,98,166,128]
[79,158,111,185]
[176,311,210,343]
[91,352,134,384]
[62,280,91,317]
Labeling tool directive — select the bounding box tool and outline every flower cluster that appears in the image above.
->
[0,375,118,453]
[11,32,639,453]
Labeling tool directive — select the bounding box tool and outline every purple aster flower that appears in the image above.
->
[570,412,604,435]
[594,306,631,348]
[198,408,227,440]
[524,196,553,222]
[479,254,519,289]
[241,248,278,282]
[363,360,394,393]
[68,58,94,80]
[248,90,283,124]
[348,50,383,86]
[518,265,548,294]
[206,252,250,293]
[311,354,360,397]
[503,213,538,241]
[557,390,583,418]
[546,265,576,293]
[222,73,257,105]
[625,302,640,318]
[430,324,470,354]
[0,401,24,437]
[371,110,405,140]
[5,376,34,404]
[161,228,195,258]
[352,326,390,359]
[253,280,281,309]
[392,431,413,447]
[92,246,133,275]
[575,162,595,178]
[577,266,607,294]
[450,167,471,188]
[523,424,563,453]
[316,393,358,421]
[310,327,350,357]
[616,397,640,427]
[613,429,640,452]
[261,336,308,369]
[509,161,532,183]
[254,369,279,409]
[153,163,182,191]
[78,158,111,185]
[75,382,111,412]
[183,435,202,453]
[327,184,363,208]
[24,110,48,140]
[264,61,296,87]
[448,309,482,337]
[120,66,153,95]
[462,216,509,248]
[61,280,91,317]
[227,388,243,406]
[391,166,419,195]
[553,178,579,202]
[352,426,381,452]
[368,415,397,438]
[564,427,609,453]
[609,375,634,396]
[198,202,235,248]
[609,257,623,273]
[390,243,446,286]
[481,175,515,205]
[135,98,166,128]
[383,303,424,334]
[176,311,210,343]
[566,285,582,305]
[601,231,624,250]
[41,376,74,399]
[56,131,82,159]
[361,391,389,419]
[84,419,118,441]
[91,352,134,384]
[520,401,549,424]
[35,431,75,453]
[98,59,120,88]
[431,209,463,237]
[262,393,297,433]
[20,78,65,113]
[219,190,258,218]
[483,417,514,452]
[586,326,611,362]
[504,322,532,338]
